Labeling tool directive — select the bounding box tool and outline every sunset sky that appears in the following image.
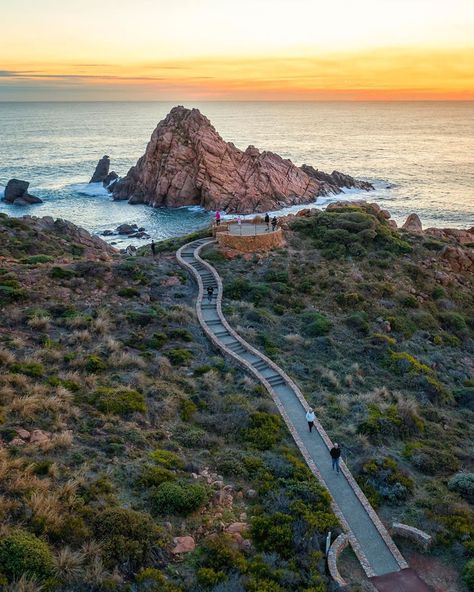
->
[1,0,473,101]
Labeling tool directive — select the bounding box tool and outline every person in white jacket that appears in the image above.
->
[306,408,315,433]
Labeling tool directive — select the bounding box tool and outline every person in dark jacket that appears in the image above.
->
[271,216,277,231]
[265,213,270,231]
[330,443,341,473]
[207,286,214,302]
[151,240,156,257]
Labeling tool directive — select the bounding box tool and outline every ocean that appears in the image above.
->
[0,101,473,246]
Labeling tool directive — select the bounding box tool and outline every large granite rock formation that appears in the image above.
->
[90,155,118,187]
[2,179,43,205]
[111,106,373,213]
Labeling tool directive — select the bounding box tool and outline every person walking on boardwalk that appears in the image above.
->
[215,211,221,226]
[265,213,270,231]
[330,443,341,474]
[271,216,277,232]
[151,240,156,257]
[207,286,214,303]
[306,408,315,432]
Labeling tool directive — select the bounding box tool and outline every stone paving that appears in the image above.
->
[176,237,431,587]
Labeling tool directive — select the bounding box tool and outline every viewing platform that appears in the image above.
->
[213,219,285,253]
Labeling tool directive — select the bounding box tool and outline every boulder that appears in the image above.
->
[440,245,474,274]
[116,223,138,235]
[90,155,111,184]
[101,230,115,236]
[226,522,248,534]
[30,429,51,444]
[402,213,423,233]
[172,536,195,554]
[10,437,26,446]
[3,179,43,204]
[15,427,31,440]
[111,106,374,213]
[425,227,474,245]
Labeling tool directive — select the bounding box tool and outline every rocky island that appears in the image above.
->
[107,106,373,213]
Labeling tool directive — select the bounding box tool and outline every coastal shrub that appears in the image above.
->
[197,567,227,587]
[244,412,283,450]
[21,254,54,265]
[139,465,176,487]
[168,328,193,342]
[357,403,421,442]
[135,568,182,592]
[438,311,468,333]
[147,332,168,349]
[404,442,459,475]
[118,287,140,298]
[224,278,251,300]
[453,387,474,411]
[464,559,474,591]
[85,354,107,373]
[448,473,474,502]
[0,283,27,304]
[180,398,197,420]
[385,315,417,338]
[399,294,419,308]
[150,481,208,515]
[0,530,54,582]
[301,311,331,337]
[93,507,167,569]
[385,351,432,376]
[199,534,246,572]
[92,386,146,415]
[166,348,193,366]
[250,512,294,558]
[358,458,414,507]
[50,266,75,280]
[10,361,45,377]
[149,449,184,469]
[346,312,370,334]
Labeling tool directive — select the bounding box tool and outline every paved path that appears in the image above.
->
[177,238,416,582]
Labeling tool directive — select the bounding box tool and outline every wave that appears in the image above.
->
[67,182,110,197]
[0,186,4,199]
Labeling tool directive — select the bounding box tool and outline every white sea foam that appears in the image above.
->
[0,186,4,199]
[68,182,110,197]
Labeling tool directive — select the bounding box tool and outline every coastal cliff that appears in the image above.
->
[111,106,373,213]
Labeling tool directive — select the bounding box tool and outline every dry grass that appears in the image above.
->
[92,313,112,335]
[27,315,51,331]
[284,333,305,346]
[43,430,74,451]
[109,350,146,369]
[0,347,15,366]
[6,575,45,592]
[102,336,122,352]
[27,491,64,531]
[69,329,92,344]
[53,547,85,582]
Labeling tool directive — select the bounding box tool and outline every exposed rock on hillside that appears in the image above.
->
[111,106,374,213]
[402,213,423,233]
[0,213,116,260]
[2,179,43,205]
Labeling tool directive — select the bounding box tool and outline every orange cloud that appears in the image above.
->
[2,46,473,101]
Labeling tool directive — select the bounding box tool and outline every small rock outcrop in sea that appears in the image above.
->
[2,179,43,205]
[89,155,118,187]
[111,106,374,213]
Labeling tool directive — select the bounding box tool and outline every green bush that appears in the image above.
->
[244,412,283,450]
[439,312,468,333]
[358,457,414,507]
[197,567,227,587]
[149,449,184,469]
[85,355,107,373]
[0,530,53,582]
[118,287,140,298]
[92,386,146,415]
[301,311,331,337]
[139,465,176,487]
[180,398,197,420]
[346,311,369,334]
[448,473,474,502]
[385,351,432,376]
[93,507,167,569]
[198,534,246,572]
[50,266,75,279]
[150,481,208,515]
[147,332,168,349]
[464,559,474,591]
[10,362,44,377]
[0,284,27,304]
[20,254,54,265]
[251,512,294,558]
[168,328,193,342]
[166,348,193,366]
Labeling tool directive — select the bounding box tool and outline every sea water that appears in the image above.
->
[0,101,473,246]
